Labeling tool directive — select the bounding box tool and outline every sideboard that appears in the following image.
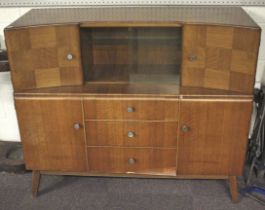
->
[4,7,261,202]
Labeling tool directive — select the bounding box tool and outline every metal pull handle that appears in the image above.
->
[188,55,198,62]
[127,107,135,113]
[181,125,190,133]
[66,53,74,61]
[127,131,135,138]
[73,123,81,130]
[128,157,136,165]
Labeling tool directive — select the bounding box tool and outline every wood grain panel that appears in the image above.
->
[181,25,260,93]
[29,27,57,49]
[182,25,206,69]
[233,28,260,52]
[177,100,252,176]
[5,25,83,91]
[15,99,87,172]
[83,99,179,120]
[204,69,230,90]
[35,68,61,88]
[230,50,257,75]
[206,26,233,49]
[85,121,178,147]
[87,147,176,175]
[206,47,231,71]
[229,72,254,93]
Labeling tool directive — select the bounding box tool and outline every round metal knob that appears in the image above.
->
[127,131,135,138]
[73,123,81,130]
[128,157,136,165]
[188,55,198,62]
[127,107,135,113]
[181,125,190,133]
[66,53,73,61]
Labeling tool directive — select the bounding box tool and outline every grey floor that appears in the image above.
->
[0,172,264,210]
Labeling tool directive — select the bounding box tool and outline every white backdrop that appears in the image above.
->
[0,0,265,7]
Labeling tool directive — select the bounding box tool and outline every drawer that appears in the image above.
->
[87,147,176,176]
[83,99,179,120]
[85,121,178,147]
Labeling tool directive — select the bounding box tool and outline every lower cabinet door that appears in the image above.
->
[15,98,87,172]
[177,99,252,176]
[87,147,176,176]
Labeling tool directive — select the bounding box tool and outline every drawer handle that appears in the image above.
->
[127,107,135,113]
[73,123,81,130]
[127,131,136,138]
[181,125,190,133]
[128,157,136,165]
[66,53,74,61]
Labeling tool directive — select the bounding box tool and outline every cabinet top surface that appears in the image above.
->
[6,6,258,29]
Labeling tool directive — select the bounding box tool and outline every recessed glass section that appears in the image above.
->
[80,27,182,86]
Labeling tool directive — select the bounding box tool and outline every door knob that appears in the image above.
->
[181,125,190,132]
[73,123,81,130]
[127,131,136,138]
[127,107,135,113]
[128,157,136,165]
[188,55,198,62]
[66,53,74,60]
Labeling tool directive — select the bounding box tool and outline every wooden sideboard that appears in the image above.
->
[4,7,261,202]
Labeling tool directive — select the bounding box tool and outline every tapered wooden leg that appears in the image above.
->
[229,176,239,203]
[32,170,41,198]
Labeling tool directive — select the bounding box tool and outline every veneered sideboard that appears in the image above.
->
[4,7,260,202]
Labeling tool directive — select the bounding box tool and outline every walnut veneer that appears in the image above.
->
[5,7,261,202]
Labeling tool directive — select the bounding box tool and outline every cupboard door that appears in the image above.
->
[5,25,83,91]
[181,25,260,93]
[15,98,87,172]
[177,100,252,176]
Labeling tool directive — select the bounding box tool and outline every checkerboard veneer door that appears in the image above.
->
[181,24,260,93]
[5,25,83,91]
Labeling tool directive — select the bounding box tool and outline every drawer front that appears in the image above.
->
[85,121,178,147]
[83,99,179,120]
[87,147,176,176]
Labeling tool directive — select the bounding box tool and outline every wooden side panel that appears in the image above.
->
[15,99,87,172]
[87,147,176,176]
[181,25,260,93]
[85,121,178,147]
[177,100,252,176]
[5,25,83,91]
[83,99,179,120]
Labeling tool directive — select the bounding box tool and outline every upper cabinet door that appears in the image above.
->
[15,98,87,172]
[177,99,252,176]
[5,25,83,91]
[181,25,260,93]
